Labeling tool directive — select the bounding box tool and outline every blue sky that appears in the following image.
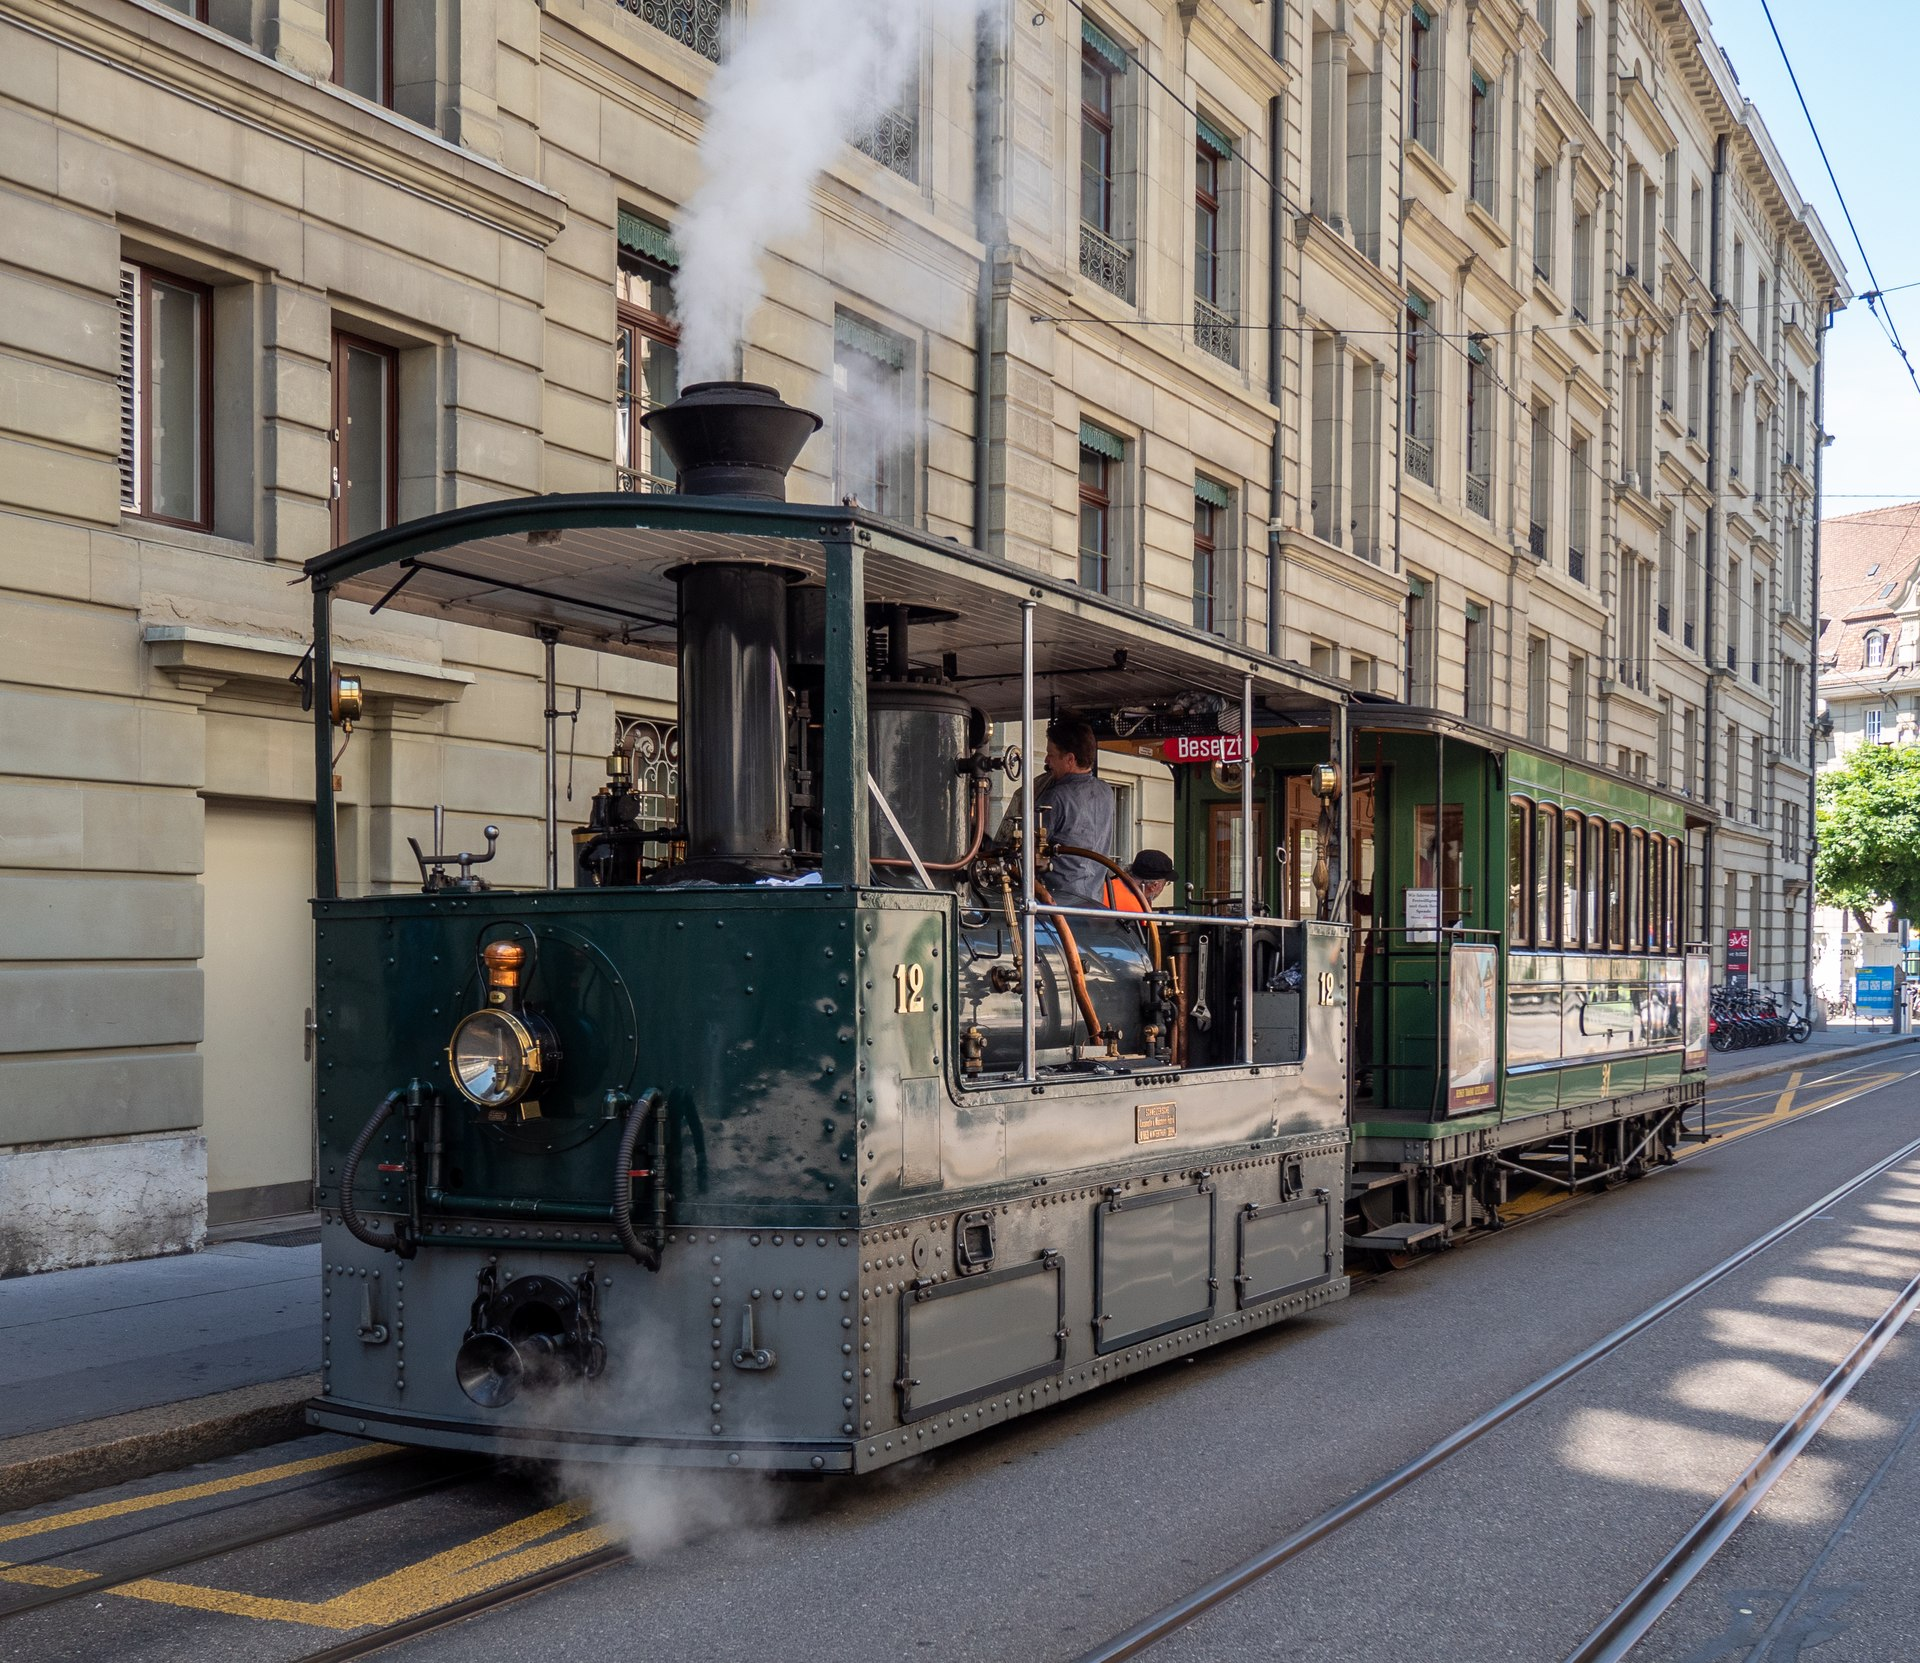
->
[1707,0,1919,510]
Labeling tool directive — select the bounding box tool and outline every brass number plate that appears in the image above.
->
[1317,971,1339,1005]
[1135,1101,1177,1143]
[893,962,926,1013]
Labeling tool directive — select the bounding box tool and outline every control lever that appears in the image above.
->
[1191,932,1213,1032]
[408,805,500,893]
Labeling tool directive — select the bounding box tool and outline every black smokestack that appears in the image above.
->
[641,381,822,501]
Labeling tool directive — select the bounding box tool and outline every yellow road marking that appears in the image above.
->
[0,1498,613,1633]
[0,1444,392,1548]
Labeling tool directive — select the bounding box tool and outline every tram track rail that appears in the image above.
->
[1071,1094,1920,1662]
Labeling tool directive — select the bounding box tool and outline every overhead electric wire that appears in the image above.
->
[1756,0,1920,402]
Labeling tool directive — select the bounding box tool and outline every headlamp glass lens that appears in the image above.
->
[450,1011,530,1106]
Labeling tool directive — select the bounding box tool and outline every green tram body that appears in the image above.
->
[1170,711,1709,1249]
[301,471,1352,1476]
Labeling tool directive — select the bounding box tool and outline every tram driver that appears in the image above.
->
[1001,716,1115,905]
[1106,849,1175,912]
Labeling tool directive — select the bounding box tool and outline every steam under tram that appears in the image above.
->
[302,383,1355,1473]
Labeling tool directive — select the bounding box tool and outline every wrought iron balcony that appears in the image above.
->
[1406,437,1434,485]
[1079,223,1133,301]
[1466,471,1490,518]
[618,0,726,61]
[1569,545,1587,582]
[1528,521,1547,559]
[853,104,917,183]
[1194,297,1237,366]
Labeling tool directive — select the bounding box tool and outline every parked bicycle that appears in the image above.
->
[1708,984,1811,1051]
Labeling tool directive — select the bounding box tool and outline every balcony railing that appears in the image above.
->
[1569,545,1586,582]
[1406,437,1434,485]
[1079,223,1133,301]
[1194,297,1237,365]
[618,0,726,61]
[1466,471,1490,518]
[853,103,917,182]
[1528,521,1547,559]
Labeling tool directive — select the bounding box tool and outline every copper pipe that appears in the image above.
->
[1051,844,1164,971]
[1035,878,1106,1047]
[872,776,990,873]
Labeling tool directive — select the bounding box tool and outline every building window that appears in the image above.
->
[1464,599,1491,724]
[1079,20,1131,300]
[1866,631,1889,668]
[1194,122,1236,363]
[1689,181,1704,271]
[1469,72,1497,212]
[1657,514,1674,634]
[1527,635,1549,743]
[1750,575,1765,684]
[1409,3,1439,155]
[615,233,680,493]
[1568,651,1588,760]
[1533,161,1555,282]
[1732,240,1745,312]
[117,262,211,529]
[1465,340,1492,517]
[619,0,726,62]
[1538,0,1556,64]
[1867,707,1885,744]
[1194,477,1229,633]
[1078,422,1123,594]
[1751,736,1764,824]
[1406,573,1435,704]
[1575,7,1594,115]
[833,315,913,521]
[155,0,209,16]
[1684,526,1701,647]
[327,0,392,104]
[330,332,397,545]
[1568,429,1591,582]
[853,74,919,181]
[1405,293,1435,483]
[1572,207,1596,322]
[1687,342,1703,437]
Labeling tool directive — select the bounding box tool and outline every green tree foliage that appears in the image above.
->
[1815,742,1920,920]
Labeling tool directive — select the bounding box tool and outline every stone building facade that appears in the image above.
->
[0,0,1843,1269]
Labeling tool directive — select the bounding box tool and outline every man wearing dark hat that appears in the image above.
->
[1106,848,1175,913]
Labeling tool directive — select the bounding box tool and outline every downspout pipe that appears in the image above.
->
[971,8,1007,553]
[1700,132,1726,953]
[1805,300,1831,1006]
[1266,90,1285,657]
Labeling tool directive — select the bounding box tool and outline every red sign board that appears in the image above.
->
[1726,927,1750,983]
[1161,733,1260,765]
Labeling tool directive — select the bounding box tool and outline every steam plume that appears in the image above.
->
[673,0,985,386]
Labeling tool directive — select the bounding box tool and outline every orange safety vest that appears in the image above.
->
[1104,876,1148,913]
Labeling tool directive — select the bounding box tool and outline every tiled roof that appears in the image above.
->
[1818,501,1920,682]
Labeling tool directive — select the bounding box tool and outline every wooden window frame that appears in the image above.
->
[330,331,400,548]
[1195,139,1222,304]
[1583,815,1604,949]
[1561,809,1583,948]
[616,252,679,492]
[1666,836,1684,952]
[1534,803,1559,948]
[122,262,214,532]
[1628,828,1647,953]
[328,0,395,107]
[1605,822,1627,951]
[1078,447,1112,594]
[1080,46,1117,235]
[1192,497,1217,632]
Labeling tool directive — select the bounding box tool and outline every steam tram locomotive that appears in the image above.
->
[302,381,1707,1473]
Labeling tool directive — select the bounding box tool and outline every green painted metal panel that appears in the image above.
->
[1502,1070,1561,1117]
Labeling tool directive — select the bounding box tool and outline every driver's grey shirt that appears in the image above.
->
[1033,769,1115,903]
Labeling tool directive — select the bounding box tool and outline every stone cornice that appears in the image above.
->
[8,0,566,247]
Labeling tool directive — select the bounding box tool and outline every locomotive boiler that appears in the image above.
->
[302,381,1352,1472]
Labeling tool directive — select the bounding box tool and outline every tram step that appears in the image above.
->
[1344,1220,1450,1252]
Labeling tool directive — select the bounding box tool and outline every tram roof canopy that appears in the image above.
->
[305,494,1342,722]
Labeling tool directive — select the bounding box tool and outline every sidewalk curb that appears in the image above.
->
[0,1374,320,1514]
[1711,1033,1920,1092]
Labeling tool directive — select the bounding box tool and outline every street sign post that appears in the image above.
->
[1726,926,1750,988]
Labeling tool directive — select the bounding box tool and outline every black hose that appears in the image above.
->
[341,1090,416,1258]
[613,1088,665,1270]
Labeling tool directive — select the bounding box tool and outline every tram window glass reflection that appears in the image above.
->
[1584,816,1604,948]
[1206,798,1266,908]
[1606,822,1627,950]
[1646,835,1664,952]
[1628,828,1646,952]
[1535,804,1558,946]
[1667,835,1684,950]
[1562,810,1583,945]
[1416,802,1465,927]
[1508,796,1531,945]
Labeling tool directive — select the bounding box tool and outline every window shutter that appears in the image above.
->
[1406,290,1431,320]
[117,263,138,510]
[1467,336,1488,365]
[1412,1,1434,26]
[834,312,908,370]
[617,209,680,268]
[1194,475,1231,509]
[1195,114,1235,159]
[1081,16,1127,70]
[1079,419,1125,461]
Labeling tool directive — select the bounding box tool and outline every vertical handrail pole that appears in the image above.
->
[312,583,337,899]
[1241,670,1256,1065]
[541,629,559,890]
[1021,598,1038,1082]
[821,530,869,886]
